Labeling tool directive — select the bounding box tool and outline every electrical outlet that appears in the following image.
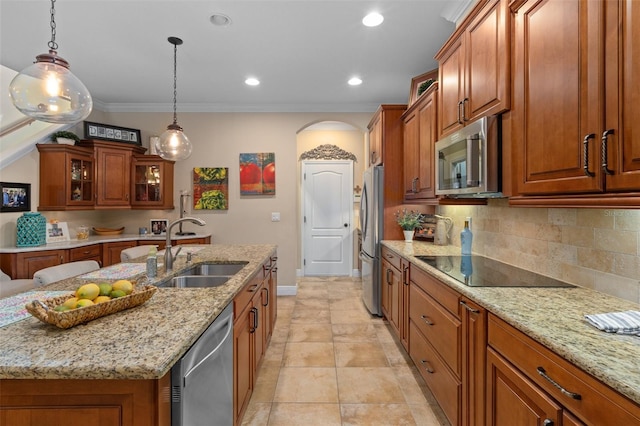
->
[271,212,281,222]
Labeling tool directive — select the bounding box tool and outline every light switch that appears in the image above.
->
[271,212,281,222]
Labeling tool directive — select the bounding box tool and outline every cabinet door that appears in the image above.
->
[381,259,393,324]
[102,241,137,266]
[389,263,402,337]
[512,0,604,195]
[16,250,68,279]
[487,348,561,426]
[604,0,640,192]
[233,303,254,425]
[403,107,420,198]
[131,156,175,209]
[461,298,486,426]
[438,35,465,137]
[368,111,382,165]
[399,259,410,350]
[95,146,132,206]
[464,0,509,122]
[67,154,95,207]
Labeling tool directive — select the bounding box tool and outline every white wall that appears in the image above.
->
[0,110,373,290]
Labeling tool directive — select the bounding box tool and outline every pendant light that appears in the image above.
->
[8,0,92,124]
[155,37,192,161]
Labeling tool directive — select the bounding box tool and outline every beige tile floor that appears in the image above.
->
[241,277,449,426]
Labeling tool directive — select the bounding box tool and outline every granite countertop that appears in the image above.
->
[0,232,212,253]
[0,244,275,380]
[382,240,640,406]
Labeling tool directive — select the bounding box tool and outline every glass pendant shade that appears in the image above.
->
[156,123,193,161]
[9,53,92,124]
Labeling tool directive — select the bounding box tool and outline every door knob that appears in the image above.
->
[344,223,348,227]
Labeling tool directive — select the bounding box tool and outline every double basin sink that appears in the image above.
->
[157,262,248,288]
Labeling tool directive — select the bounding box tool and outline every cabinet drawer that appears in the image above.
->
[409,321,460,426]
[488,314,640,424]
[410,283,461,377]
[410,265,460,315]
[234,273,262,320]
[69,245,101,262]
[381,246,402,271]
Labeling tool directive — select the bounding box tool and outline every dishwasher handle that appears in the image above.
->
[183,313,233,387]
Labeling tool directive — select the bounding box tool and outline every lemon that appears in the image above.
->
[76,283,100,300]
[54,305,71,312]
[62,297,79,309]
[110,289,127,298]
[76,299,95,308]
[112,279,133,295]
[98,283,113,297]
[93,295,112,304]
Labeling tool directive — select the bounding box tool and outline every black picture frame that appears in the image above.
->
[83,121,142,146]
[1,182,31,213]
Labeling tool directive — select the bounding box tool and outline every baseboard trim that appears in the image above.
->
[277,285,297,296]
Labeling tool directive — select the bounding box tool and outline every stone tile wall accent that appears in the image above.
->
[438,199,640,303]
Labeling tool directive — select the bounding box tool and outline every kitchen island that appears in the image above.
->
[0,244,276,426]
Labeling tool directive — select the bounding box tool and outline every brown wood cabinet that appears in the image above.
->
[381,246,402,340]
[367,105,407,241]
[510,0,640,206]
[37,144,96,211]
[69,244,102,264]
[403,83,438,202]
[0,249,68,280]
[131,154,175,209]
[0,374,170,426]
[460,298,486,426]
[436,0,510,137]
[102,241,137,266]
[487,314,640,425]
[233,255,277,426]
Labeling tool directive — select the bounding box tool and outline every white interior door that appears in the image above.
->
[302,160,353,276]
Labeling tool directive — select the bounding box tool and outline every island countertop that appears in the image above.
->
[381,240,640,406]
[0,244,276,381]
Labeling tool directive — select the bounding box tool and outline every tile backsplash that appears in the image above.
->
[438,199,640,304]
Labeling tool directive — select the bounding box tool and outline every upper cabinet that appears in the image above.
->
[436,0,510,138]
[510,0,640,206]
[131,155,175,209]
[403,83,438,201]
[367,104,406,166]
[38,140,174,211]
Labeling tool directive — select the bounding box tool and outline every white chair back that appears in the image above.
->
[121,245,156,262]
[33,260,100,287]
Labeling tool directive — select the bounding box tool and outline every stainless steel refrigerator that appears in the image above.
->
[359,165,384,316]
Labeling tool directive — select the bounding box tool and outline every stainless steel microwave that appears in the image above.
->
[435,116,502,198]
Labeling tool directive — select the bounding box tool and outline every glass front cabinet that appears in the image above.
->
[130,155,175,209]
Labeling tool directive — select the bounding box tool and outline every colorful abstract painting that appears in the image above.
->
[239,153,275,195]
[193,167,229,210]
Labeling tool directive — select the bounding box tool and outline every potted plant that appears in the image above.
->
[395,208,423,242]
[51,131,81,145]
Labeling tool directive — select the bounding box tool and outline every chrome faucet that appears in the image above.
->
[164,217,206,271]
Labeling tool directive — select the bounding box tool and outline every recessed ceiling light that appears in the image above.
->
[245,78,260,86]
[348,77,363,86]
[210,13,232,27]
[362,12,384,27]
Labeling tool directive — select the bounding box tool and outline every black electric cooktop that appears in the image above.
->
[415,255,575,288]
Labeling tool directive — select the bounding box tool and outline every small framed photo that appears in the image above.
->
[83,121,142,146]
[408,69,438,107]
[1,182,31,213]
[150,219,168,235]
[46,222,70,243]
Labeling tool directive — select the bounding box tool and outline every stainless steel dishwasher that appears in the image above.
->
[171,303,233,426]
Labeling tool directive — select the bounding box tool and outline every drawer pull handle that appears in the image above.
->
[420,360,434,374]
[420,315,433,326]
[536,367,582,400]
[460,300,480,314]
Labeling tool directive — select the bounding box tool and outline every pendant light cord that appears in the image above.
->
[172,42,178,126]
[48,0,58,51]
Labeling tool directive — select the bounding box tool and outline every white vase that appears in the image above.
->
[403,230,414,242]
[56,137,76,145]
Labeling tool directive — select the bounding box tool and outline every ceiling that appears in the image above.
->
[0,1,465,114]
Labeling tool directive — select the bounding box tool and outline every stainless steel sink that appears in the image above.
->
[178,262,248,277]
[169,275,231,288]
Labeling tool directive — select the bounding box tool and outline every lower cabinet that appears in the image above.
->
[102,241,137,266]
[0,374,171,426]
[69,244,102,264]
[381,246,409,349]
[233,255,277,426]
[0,249,68,279]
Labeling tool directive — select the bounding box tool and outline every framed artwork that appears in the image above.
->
[46,222,70,243]
[150,219,168,235]
[1,182,31,213]
[193,167,229,210]
[408,69,438,107]
[239,152,275,195]
[84,121,142,146]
